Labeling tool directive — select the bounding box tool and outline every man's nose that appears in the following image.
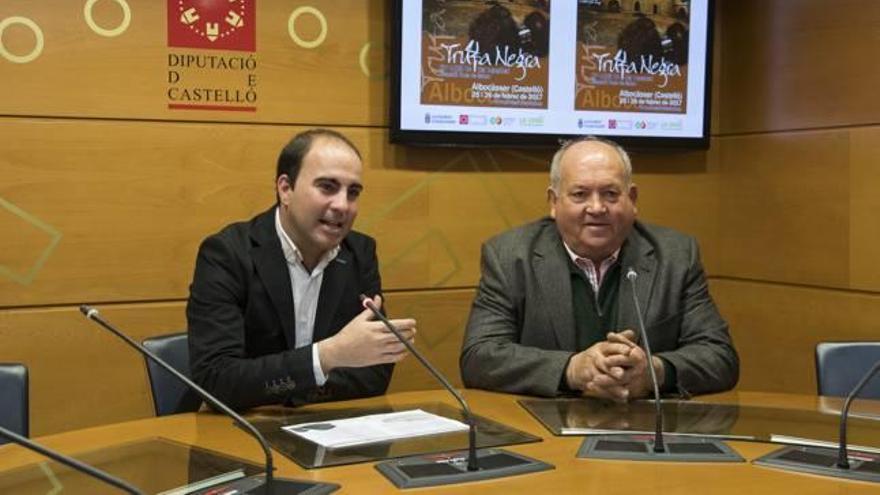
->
[329,191,349,211]
[584,194,606,214]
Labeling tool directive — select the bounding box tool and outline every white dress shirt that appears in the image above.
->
[275,207,340,386]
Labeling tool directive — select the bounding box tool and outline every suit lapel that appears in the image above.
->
[314,249,350,342]
[533,225,577,350]
[617,223,657,335]
[250,209,297,348]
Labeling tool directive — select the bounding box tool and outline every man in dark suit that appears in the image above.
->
[461,137,737,401]
[187,129,416,410]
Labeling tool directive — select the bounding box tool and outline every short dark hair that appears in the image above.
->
[275,128,362,186]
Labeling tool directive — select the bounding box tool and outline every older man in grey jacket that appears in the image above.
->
[460,137,738,401]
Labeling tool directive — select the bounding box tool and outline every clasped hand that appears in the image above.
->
[565,329,662,402]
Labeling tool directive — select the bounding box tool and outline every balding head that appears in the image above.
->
[549,136,632,192]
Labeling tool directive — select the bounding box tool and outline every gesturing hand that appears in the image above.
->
[317,295,417,373]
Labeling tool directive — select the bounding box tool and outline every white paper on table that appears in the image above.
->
[282,409,469,449]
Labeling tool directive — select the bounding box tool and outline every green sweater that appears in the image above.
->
[569,261,621,351]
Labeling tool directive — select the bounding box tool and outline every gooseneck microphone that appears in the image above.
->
[836,360,880,469]
[0,425,143,494]
[359,295,479,472]
[752,356,880,479]
[625,268,665,453]
[578,269,741,463]
[79,305,331,494]
[363,295,553,488]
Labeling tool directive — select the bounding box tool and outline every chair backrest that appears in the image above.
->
[815,341,880,399]
[0,363,29,444]
[142,333,202,416]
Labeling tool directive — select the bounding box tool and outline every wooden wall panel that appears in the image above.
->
[363,146,550,290]
[0,118,287,306]
[1,119,718,306]
[0,120,556,305]
[713,0,880,402]
[712,279,880,395]
[387,289,474,393]
[630,143,722,272]
[849,127,880,291]
[718,0,880,134]
[0,1,387,125]
[717,130,851,288]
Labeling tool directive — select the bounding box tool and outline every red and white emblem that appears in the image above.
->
[168,0,256,52]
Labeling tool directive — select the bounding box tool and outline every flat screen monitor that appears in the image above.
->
[391,0,714,149]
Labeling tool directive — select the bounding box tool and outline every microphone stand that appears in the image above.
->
[754,358,880,482]
[80,305,339,495]
[576,268,743,463]
[362,295,553,488]
[626,269,665,453]
[837,360,880,469]
[361,297,478,471]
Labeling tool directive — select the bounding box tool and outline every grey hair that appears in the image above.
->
[549,136,633,191]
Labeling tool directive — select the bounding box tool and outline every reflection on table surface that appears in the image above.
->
[1,390,879,494]
[519,394,880,449]
[0,437,263,495]
[249,401,541,468]
[520,397,742,436]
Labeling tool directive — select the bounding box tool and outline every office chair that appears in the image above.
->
[0,363,29,444]
[815,341,880,399]
[142,333,202,416]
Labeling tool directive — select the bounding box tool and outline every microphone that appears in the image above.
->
[625,268,665,453]
[836,359,880,469]
[0,424,143,494]
[577,268,742,462]
[79,305,337,495]
[753,358,880,480]
[360,295,478,471]
[360,294,552,488]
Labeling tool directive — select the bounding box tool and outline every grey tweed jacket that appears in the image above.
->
[460,217,738,397]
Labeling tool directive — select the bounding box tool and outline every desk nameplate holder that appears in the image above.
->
[578,434,744,462]
[375,448,553,489]
[754,446,880,483]
[755,358,880,483]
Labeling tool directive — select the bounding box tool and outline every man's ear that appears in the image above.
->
[547,187,558,218]
[277,174,292,206]
[629,183,638,214]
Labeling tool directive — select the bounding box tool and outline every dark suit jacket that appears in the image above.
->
[460,218,738,397]
[186,207,390,410]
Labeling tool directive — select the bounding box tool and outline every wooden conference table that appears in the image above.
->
[1,390,878,494]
